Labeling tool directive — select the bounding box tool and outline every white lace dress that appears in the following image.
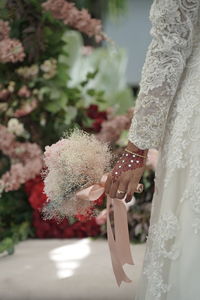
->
[128,1,200,299]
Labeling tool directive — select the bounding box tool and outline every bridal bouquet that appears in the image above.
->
[41,129,112,221]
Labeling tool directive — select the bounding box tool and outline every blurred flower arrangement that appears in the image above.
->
[42,0,105,42]
[0,0,158,255]
[0,125,43,193]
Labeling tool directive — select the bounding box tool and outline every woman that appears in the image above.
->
[105,0,200,299]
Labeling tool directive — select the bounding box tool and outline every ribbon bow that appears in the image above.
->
[76,173,134,286]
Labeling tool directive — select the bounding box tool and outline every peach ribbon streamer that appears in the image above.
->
[76,173,134,286]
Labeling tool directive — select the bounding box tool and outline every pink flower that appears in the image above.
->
[42,0,104,42]
[1,157,43,192]
[0,39,25,63]
[0,20,25,63]
[0,89,10,100]
[73,9,102,39]
[0,125,43,192]
[18,86,31,98]
[96,113,132,143]
[14,98,38,117]
[0,125,15,153]
[42,0,71,19]
[95,209,107,225]
[0,20,10,41]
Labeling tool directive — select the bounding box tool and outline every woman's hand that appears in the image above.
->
[105,141,148,202]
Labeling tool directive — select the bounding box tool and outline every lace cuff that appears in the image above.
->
[128,0,200,150]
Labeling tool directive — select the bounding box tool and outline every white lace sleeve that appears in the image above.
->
[128,0,200,150]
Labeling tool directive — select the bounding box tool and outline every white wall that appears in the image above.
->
[104,0,153,85]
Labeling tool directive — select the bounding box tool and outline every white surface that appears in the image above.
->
[0,239,146,300]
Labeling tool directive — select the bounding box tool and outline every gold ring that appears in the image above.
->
[117,190,126,194]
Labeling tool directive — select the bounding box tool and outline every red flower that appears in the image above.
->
[32,209,101,239]
[25,174,101,239]
[75,193,104,222]
[92,118,104,132]
[94,192,105,206]
[32,210,52,238]
[96,111,107,120]
[75,213,88,222]
[24,175,42,196]
[29,181,47,210]
[86,104,107,120]
[62,227,75,238]
[86,104,107,133]
[24,175,47,210]
[86,104,99,119]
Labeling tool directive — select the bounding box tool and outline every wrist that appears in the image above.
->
[126,140,149,156]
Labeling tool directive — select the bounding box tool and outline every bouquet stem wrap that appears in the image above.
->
[76,173,134,286]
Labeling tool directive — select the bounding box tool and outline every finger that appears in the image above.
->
[116,178,129,199]
[125,176,140,202]
[124,192,133,203]
[109,179,119,199]
[104,173,113,194]
[132,175,142,193]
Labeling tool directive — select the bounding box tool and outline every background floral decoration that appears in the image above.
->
[0,0,157,255]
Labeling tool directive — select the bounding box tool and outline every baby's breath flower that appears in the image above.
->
[42,129,111,220]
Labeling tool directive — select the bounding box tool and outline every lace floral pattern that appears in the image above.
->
[161,25,200,187]
[131,1,200,299]
[128,0,200,150]
[143,211,180,299]
[180,180,200,235]
[141,105,200,299]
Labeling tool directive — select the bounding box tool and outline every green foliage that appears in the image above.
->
[61,30,135,114]
[0,189,33,255]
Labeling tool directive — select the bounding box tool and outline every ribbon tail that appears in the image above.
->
[106,196,134,287]
[114,198,134,266]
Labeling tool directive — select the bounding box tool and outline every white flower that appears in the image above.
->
[40,58,57,79]
[7,118,25,136]
[0,103,8,112]
[7,81,16,93]
[16,65,39,79]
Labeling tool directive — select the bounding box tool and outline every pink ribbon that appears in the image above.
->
[76,173,134,286]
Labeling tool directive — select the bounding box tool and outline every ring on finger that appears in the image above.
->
[117,189,126,194]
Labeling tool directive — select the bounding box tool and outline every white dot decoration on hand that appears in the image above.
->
[126,154,128,156]
[136,160,139,163]
[115,171,118,174]
[122,160,125,162]
[131,160,133,163]
[128,164,131,167]
[119,165,121,168]
[132,155,135,157]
